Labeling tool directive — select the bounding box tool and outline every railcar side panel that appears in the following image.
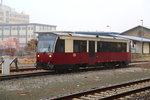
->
[37,52,130,65]
[51,53,88,65]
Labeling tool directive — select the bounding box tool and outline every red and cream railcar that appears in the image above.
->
[36,31,131,70]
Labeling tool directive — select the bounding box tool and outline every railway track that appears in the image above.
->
[0,60,149,81]
[0,70,53,81]
[0,67,37,73]
[51,78,150,100]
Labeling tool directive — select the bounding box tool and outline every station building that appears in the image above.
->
[120,26,150,54]
[114,35,150,54]
[121,26,150,39]
[0,23,57,46]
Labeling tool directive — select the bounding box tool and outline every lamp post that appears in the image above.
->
[107,25,111,33]
[141,20,143,27]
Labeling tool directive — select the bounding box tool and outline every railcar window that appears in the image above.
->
[97,41,127,52]
[73,40,87,52]
[121,43,127,52]
[97,41,109,52]
[55,39,65,53]
[97,42,101,52]
[37,33,57,53]
[37,36,57,53]
[116,43,122,52]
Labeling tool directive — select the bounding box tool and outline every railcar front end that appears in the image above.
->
[36,33,57,69]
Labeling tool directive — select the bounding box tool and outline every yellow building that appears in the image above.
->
[0,5,29,24]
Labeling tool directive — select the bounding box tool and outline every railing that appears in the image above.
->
[10,57,19,71]
[0,57,19,74]
[0,60,4,66]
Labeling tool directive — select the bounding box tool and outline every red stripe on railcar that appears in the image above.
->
[36,52,131,66]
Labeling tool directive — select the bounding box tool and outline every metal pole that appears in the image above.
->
[2,56,11,75]
[141,20,143,54]
[107,25,111,32]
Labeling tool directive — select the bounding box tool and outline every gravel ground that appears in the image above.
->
[0,63,150,100]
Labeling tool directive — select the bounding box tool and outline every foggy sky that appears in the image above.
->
[3,0,150,32]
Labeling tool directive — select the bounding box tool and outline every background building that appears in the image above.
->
[0,5,29,24]
[120,26,150,54]
[0,23,57,46]
[0,2,57,55]
[121,26,150,39]
[113,35,150,54]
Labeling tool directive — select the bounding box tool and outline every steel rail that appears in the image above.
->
[0,60,149,81]
[0,71,52,81]
[0,68,37,73]
[0,60,147,73]
[51,78,150,100]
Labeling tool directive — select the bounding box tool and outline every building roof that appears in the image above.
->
[121,25,150,35]
[75,31,150,42]
[109,34,150,42]
[0,23,57,27]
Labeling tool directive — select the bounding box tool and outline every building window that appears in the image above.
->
[73,40,87,52]
[17,27,21,30]
[12,27,16,30]
[49,27,52,30]
[11,35,19,37]
[22,27,26,30]
[51,27,56,30]
[19,35,26,38]
[6,18,9,23]
[6,11,9,16]
[30,27,33,30]
[4,27,9,30]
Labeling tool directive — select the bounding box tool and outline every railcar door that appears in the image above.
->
[89,41,95,64]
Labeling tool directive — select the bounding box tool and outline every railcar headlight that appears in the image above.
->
[49,55,52,58]
[37,55,40,57]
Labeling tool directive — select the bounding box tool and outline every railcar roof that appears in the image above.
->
[37,31,129,41]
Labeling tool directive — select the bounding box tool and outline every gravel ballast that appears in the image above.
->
[0,64,150,100]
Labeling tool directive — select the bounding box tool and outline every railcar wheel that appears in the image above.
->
[119,62,128,68]
[104,63,114,69]
[72,65,80,72]
[55,69,69,73]
[110,62,117,69]
[124,61,129,67]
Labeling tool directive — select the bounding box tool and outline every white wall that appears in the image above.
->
[143,42,150,54]
[135,42,142,53]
